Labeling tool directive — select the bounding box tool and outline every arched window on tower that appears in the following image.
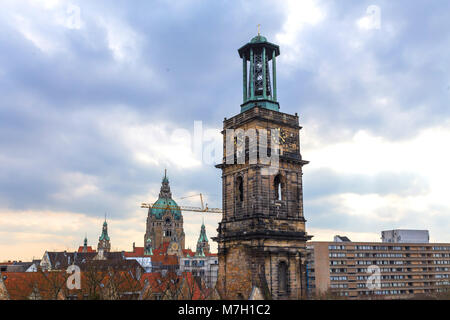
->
[245,136,249,163]
[236,176,244,202]
[274,174,283,201]
[279,261,288,293]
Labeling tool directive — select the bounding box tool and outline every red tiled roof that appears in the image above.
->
[1,270,143,300]
[151,254,178,266]
[2,272,67,300]
[123,244,215,260]
[77,246,96,253]
[205,253,217,257]
[123,247,145,257]
[182,249,196,257]
[124,243,172,257]
[153,242,170,256]
[139,271,205,299]
[63,270,142,300]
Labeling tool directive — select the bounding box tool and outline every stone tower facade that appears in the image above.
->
[213,34,311,300]
[144,171,185,252]
[97,220,111,253]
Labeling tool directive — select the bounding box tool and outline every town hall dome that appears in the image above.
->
[147,170,182,221]
[151,197,181,220]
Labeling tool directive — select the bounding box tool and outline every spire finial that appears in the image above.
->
[165,168,167,178]
[257,24,261,36]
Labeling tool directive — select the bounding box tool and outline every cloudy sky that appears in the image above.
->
[1,0,449,261]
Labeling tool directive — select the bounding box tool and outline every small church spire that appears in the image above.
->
[159,169,172,198]
[82,233,88,252]
[98,215,111,252]
[196,220,210,256]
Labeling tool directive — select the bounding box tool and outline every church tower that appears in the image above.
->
[97,219,111,253]
[82,234,88,253]
[213,33,312,300]
[196,220,210,256]
[144,170,185,252]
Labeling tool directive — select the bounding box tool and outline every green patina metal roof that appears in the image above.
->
[99,233,109,241]
[151,197,181,220]
[250,34,267,43]
[196,246,205,257]
[99,220,110,241]
[197,222,208,243]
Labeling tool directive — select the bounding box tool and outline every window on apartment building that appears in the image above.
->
[329,245,346,250]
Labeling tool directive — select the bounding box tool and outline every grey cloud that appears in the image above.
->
[0,0,449,244]
[304,168,429,200]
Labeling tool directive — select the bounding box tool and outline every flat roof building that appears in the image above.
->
[307,235,450,299]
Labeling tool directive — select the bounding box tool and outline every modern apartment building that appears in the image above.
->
[306,234,450,299]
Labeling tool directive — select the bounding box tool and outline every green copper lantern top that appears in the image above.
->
[250,35,267,43]
[99,220,110,241]
[238,34,280,113]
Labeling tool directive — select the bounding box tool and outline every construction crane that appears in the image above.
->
[140,193,222,214]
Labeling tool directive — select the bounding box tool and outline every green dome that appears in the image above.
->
[250,35,267,43]
[151,197,181,220]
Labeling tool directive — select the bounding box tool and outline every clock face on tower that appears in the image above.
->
[271,128,287,146]
[170,242,179,251]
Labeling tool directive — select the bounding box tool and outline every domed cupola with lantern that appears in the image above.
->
[144,170,185,252]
